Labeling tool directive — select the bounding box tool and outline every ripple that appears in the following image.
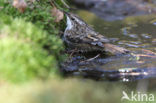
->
[109,38,119,42]
[118,41,140,48]
[141,33,152,39]
[118,40,142,48]
[152,22,156,25]
[128,34,138,39]
[152,39,156,43]
[150,19,156,26]
[130,41,142,45]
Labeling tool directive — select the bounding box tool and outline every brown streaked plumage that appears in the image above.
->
[63,12,129,55]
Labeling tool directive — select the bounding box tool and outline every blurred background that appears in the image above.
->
[0,0,156,103]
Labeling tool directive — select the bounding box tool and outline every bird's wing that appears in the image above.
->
[66,31,109,46]
[77,33,110,48]
[87,33,110,42]
[66,34,129,54]
[80,34,129,54]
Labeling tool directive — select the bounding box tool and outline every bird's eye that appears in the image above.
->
[71,17,74,20]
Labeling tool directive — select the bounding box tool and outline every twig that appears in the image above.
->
[61,0,70,9]
[50,0,69,9]
[133,54,156,58]
[86,54,100,61]
[80,54,100,63]
[141,49,156,55]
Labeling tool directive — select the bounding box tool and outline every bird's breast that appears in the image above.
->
[66,16,73,30]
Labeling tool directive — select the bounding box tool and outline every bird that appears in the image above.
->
[63,12,130,55]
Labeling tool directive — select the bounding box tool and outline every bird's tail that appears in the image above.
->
[103,43,130,55]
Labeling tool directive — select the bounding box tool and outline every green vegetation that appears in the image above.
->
[0,36,57,82]
[0,0,66,83]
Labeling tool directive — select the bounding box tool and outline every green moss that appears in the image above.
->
[0,16,64,55]
[1,0,66,34]
[0,0,68,82]
[0,37,57,83]
[0,15,64,83]
[0,0,66,59]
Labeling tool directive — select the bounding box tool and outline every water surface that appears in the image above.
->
[63,10,156,82]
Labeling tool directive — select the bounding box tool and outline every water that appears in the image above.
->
[62,10,156,82]
[77,10,156,51]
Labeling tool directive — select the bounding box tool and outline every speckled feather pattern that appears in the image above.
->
[64,12,129,54]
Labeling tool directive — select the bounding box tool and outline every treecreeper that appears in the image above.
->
[63,12,130,55]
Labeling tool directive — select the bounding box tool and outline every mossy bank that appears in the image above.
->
[0,0,67,83]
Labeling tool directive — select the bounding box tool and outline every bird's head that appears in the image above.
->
[65,12,86,30]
